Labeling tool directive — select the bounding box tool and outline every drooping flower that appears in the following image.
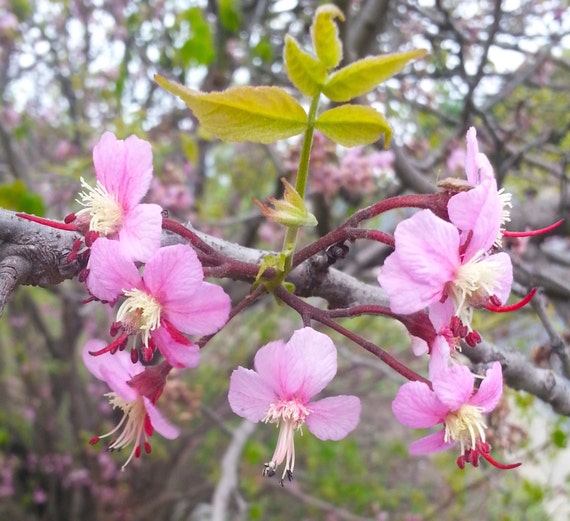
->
[392,359,520,469]
[70,131,163,262]
[378,209,512,329]
[82,339,179,470]
[228,327,361,484]
[86,238,231,368]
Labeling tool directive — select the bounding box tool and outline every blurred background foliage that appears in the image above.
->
[1,0,569,519]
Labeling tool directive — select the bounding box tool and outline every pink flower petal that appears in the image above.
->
[392,381,448,428]
[86,238,142,302]
[432,364,474,411]
[409,430,454,455]
[143,397,180,440]
[428,335,452,380]
[305,395,361,441]
[82,340,142,401]
[464,127,479,185]
[279,327,337,400]
[163,282,230,336]
[448,181,502,256]
[143,245,203,303]
[468,362,503,412]
[483,252,513,304]
[151,326,200,369]
[410,335,428,356]
[118,203,163,262]
[378,210,460,314]
[93,132,153,209]
[228,367,278,423]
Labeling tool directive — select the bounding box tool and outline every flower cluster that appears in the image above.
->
[379,128,525,468]
[71,132,231,467]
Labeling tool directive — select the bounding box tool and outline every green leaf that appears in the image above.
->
[218,0,242,32]
[155,76,307,143]
[310,4,345,69]
[179,7,215,66]
[284,35,327,97]
[322,49,428,102]
[315,105,392,147]
[0,180,45,215]
[551,428,568,448]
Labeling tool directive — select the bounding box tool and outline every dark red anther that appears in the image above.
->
[465,330,482,347]
[89,436,100,446]
[109,321,122,337]
[135,445,142,458]
[130,349,139,364]
[456,455,466,469]
[488,295,502,307]
[78,268,90,283]
[144,441,152,454]
[64,212,77,224]
[84,230,99,247]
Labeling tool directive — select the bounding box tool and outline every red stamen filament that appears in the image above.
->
[16,213,78,231]
[503,219,563,238]
[486,288,537,313]
[88,331,129,356]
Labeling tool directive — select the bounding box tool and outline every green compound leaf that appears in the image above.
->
[310,4,345,69]
[315,105,392,147]
[322,49,428,102]
[155,76,307,143]
[284,35,327,97]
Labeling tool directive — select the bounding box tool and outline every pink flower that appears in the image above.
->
[82,340,179,470]
[392,360,519,469]
[86,238,231,368]
[228,327,361,484]
[378,209,512,329]
[448,127,512,250]
[72,131,163,262]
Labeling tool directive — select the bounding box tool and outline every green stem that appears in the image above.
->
[281,94,321,274]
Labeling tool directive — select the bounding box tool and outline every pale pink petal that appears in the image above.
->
[468,362,503,412]
[448,181,502,256]
[428,299,454,332]
[464,127,479,185]
[143,397,180,439]
[151,326,200,369]
[410,335,428,356]
[484,252,513,303]
[279,327,337,400]
[82,341,142,401]
[93,132,153,209]
[392,381,448,428]
[86,238,142,302]
[305,395,361,441]
[164,282,230,336]
[118,203,163,262]
[378,210,460,314]
[143,245,203,303]
[252,339,287,390]
[409,430,454,455]
[432,363,474,411]
[228,367,278,422]
[428,335,452,380]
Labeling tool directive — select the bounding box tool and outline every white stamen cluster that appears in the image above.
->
[450,250,506,325]
[116,289,162,347]
[444,403,487,455]
[75,177,124,235]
